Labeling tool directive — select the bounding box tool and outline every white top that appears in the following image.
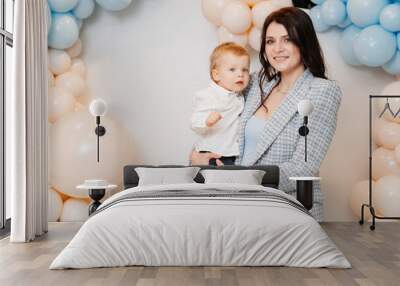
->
[190,81,244,156]
[289,177,322,181]
[77,179,117,190]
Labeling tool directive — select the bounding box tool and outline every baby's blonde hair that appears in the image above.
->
[209,42,250,80]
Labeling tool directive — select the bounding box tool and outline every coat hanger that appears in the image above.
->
[378,98,395,118]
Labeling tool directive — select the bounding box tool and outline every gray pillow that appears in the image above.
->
[200,169,266,185]
[135,167,200,186]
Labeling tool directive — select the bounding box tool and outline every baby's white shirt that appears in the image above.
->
[190,81,244,156]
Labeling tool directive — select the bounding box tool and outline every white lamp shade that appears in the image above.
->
[89,99,107,116]
[297,99,314,116]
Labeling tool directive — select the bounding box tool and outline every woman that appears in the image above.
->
[191,7,342,221]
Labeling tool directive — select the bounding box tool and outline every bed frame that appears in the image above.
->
[123,165,280,189]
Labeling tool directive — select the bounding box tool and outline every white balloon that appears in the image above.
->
[248,26,261,51]
[60,199,89,222]
[375,176,400,217]
[48,86,76,123]
[66,39,82,58]
[270,0,292,8]
[50,109,134,198]
[380,81,400,123]
[201,0,232,26]
[55,71,86,97]
[372,147,400,180]
[252,1,280,29]
[48,49,71,75]
[349,180,376,221]
[217,26,248,47]
[221,1,252,34]
[70,58,86,78]
[48,188,63,222]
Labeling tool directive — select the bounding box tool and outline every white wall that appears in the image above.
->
[82,0,394,221]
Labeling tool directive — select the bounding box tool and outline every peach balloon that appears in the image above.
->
[375,118,400,149]
[70,58,86,78]
[48,69,55,87]
[395,144,400,164]
[48,188,63,222]
[379,81,400,123]
[66,39,82,58]
[252,1,280,29]
[221,1,252,34]
[48,86,76,123]
[217,26,248,47]
[373,118,386,146]
[55,71,86,97]
[349,180,375,221]
[375,176,400,217]
[60,198,89,222]
[245,0,262,7]
[248,26,261,51]
[201,0,232,26]
[50,109,134,198]
[48,49,71,75]
[372,147,400,180]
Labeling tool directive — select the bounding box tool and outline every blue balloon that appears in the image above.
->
[48,13,79,49]
[310,6,331,32]
[47,4,52,33]
[354,25,397,67]
[383,51,400,75]
[95,0,132,11]
[380,4,400,32]
[337,16,352,28]
[339,25,362,66]
[321,0,347,26]
[73,0,95,19]
[347,0,390,28]
[48,0,79,13]
[311,0,326,4]
[398,33,400,50]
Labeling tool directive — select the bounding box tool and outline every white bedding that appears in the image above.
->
[50,183,350,269]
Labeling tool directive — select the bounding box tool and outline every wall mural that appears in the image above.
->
[47,0,400,222]
[47,0,134,222]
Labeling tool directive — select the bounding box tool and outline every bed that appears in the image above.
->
[50,165,350,269]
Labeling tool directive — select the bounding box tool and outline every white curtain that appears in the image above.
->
[8,0,48,242]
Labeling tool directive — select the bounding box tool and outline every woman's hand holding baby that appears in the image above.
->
[206,112,222,127]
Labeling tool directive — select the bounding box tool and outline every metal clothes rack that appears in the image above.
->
[360,95,400,230]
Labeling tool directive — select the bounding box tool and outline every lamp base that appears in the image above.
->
[88,188,106,215]
[95,126,106,136]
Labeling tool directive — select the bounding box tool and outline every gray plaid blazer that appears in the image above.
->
[237,69,342,221]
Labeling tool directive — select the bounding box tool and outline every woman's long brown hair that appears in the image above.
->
[258,7,327,104]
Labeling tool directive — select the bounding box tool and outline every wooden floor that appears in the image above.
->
[0,222,399,286]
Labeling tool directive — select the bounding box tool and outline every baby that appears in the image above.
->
[190,42,250,165]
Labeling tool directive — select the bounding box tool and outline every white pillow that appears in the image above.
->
[200,169,266,185]
[135,167,200,186]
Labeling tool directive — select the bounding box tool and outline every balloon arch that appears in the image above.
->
[46,0,400,222]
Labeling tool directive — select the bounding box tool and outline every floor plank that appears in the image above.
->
[0,222,399,286]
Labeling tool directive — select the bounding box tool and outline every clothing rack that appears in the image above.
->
[360,95,400,230]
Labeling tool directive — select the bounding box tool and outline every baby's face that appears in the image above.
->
[212,53,250,92]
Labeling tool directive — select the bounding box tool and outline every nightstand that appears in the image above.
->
[77,180,117,215]
[289,177,321,210]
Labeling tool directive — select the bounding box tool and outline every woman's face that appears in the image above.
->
[265,22,302,74]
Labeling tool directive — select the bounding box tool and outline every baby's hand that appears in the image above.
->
[206,112,222,127]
